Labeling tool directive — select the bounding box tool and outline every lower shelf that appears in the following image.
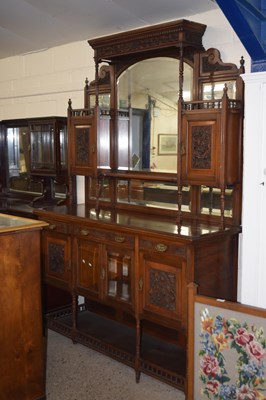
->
[46,304,186,391]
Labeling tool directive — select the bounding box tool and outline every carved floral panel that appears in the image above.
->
[191,125,212,169]
[48,242,65,274]
[149,268,176,311]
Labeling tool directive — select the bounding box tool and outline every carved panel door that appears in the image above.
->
[43,230,72,290]
[69,115,97,176]
[181,111,221,185]
[139,238,187,328]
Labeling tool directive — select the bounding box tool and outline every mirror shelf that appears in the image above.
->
[67,19,244,226]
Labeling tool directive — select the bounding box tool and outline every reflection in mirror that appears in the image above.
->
[88,177,111,202]
[7,126,42,194]
[90,94,110,109]
[202,80,236,100]
[51,180,68,200]
[59,126,68,169]
[30,124,55,171]
[200,186,233,217]
[117,179,191,212]
[117,57,193,173]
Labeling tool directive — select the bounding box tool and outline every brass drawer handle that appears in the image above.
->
[49,224,56,230]
[80,229,89,236]
[154,243,168,252]
[115,235,125,243]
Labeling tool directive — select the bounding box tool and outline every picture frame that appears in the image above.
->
[187,283,266,400]
[158,134,177,155]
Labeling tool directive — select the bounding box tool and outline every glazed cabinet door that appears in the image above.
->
[43,229,72,290]
[103,244,134,309]
[75,238,101,299]
[139,237,187,328]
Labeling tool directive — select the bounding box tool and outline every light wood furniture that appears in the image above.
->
[34,19,245,393]
[0,214,47,400]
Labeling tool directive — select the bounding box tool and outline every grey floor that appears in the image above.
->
[46,329,186,400]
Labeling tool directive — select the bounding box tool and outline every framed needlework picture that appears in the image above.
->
[187,283,266,400]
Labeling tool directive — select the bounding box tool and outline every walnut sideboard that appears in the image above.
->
[34,205,240,391]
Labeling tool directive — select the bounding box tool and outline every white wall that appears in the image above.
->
[240,72,266,308]
[0,41,94,119]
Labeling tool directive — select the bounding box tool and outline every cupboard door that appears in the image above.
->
[69,115,96,176]
[139,251,186,327]
[43,231,72,289]
[76,239,101,299]
[103,244,134,308]
[181,112,221,185]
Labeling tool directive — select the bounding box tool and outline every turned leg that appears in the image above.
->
[135,318,142,383]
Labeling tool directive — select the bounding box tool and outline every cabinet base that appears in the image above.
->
[45,304,186,391]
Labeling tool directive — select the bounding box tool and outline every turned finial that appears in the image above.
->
[240,56,245,73]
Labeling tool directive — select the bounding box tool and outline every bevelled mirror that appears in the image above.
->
[116,57,193,173]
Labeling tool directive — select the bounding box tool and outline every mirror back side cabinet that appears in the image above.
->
[34,19,245,394]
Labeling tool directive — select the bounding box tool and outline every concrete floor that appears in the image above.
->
[46,329,186,400]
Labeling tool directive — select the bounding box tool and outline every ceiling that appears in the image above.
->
[0,0,218,60]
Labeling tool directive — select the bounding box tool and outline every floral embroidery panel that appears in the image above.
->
[198,307,266,399]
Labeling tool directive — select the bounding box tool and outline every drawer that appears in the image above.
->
[74,225,134,247]
[139,237,186,257]
[43,219,69,234]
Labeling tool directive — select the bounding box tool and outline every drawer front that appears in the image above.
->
[74,225,134,247]
[139,237,186,257]
[43,219,69,234]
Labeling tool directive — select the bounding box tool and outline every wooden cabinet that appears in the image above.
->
[0,117,68,217]
[181,94,242,187]
[35,19,244,396]
[34,206,240,391]
[30,117,67,178]
[0,214,47,400]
